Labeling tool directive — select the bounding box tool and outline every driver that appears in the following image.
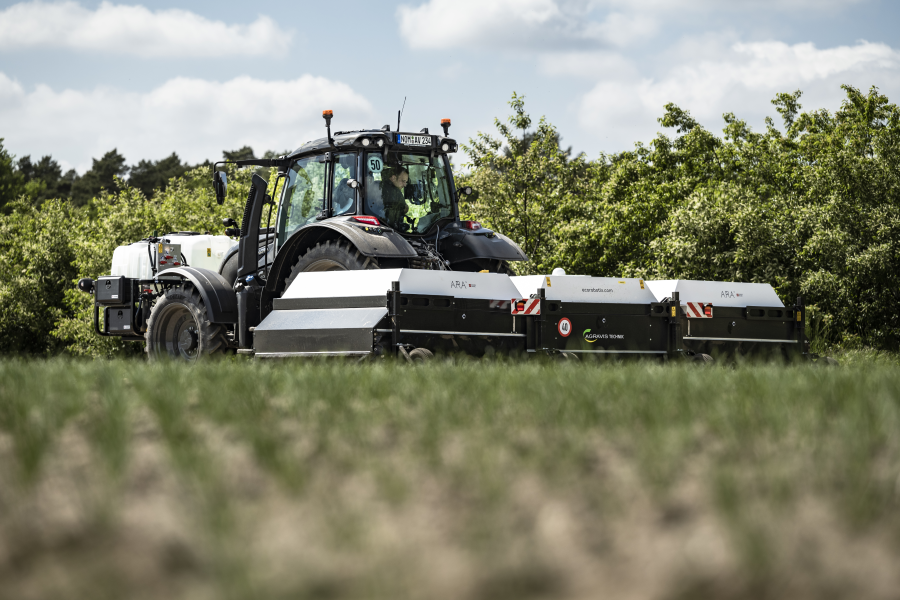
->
[381,165,410,226]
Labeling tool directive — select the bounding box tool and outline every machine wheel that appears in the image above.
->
[408,348,434,363]
[145,283,229,362]
[283,239,379,291]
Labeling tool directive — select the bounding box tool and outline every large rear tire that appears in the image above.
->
[283,239,379,292]
[145,283,229,362]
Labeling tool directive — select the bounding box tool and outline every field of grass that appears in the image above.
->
[1,356,899,600]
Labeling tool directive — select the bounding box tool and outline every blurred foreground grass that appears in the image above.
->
[0,355,899,599]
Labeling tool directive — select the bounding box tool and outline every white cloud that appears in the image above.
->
[0,73,374,173]
[396,0,868,52]
[397,0,654,51]
[577,40,900,150]
[0,1,292,57]
[537,50,638,79]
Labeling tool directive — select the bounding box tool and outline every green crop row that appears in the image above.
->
[0,358,898,599]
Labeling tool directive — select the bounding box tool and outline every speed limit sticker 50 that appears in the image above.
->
[558,318,572,337]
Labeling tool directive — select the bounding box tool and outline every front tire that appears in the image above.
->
[145,283,229,361]
[283,239,379,292]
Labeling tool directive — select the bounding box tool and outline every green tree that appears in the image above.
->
[70,149,128,207]
[223,146,256,161]
[129,152,191,199]
[0,198,79,354]
[15,154,73,206]
[459,93,587,274]
[0,138,25,214]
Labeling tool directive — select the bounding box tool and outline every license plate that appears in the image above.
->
[397,134,431,146]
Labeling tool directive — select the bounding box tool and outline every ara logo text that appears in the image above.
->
[450,281,475,289]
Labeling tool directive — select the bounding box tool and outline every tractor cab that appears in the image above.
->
[212,112,527,288]
[276,128,459,250]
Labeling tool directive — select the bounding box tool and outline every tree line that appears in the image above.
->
[0,144,267,213]
[0,85,897,356]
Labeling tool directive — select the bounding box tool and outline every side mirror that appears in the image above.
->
[346,179,360,189]
[213,171,228,205]
[458,186,473,196]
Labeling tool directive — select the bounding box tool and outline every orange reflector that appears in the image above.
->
[441,118,451,125]
[323,110,333,117]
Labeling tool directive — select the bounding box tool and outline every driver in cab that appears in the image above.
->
[381,165,410,227]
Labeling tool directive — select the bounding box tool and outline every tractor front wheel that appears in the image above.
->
[283,239,379,292]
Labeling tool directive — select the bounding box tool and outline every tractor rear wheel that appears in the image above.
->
[283,239,379,292]
[145,283,229,361]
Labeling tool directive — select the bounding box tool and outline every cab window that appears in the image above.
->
[277,156,327,247]
[330,152,358,216]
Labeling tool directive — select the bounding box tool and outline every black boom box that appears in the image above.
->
[105,307,133,333]
[96,276,131,305]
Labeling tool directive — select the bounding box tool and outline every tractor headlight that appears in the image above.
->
[361,138,371,147]
[441,143,449,152]
[376,138,384,147]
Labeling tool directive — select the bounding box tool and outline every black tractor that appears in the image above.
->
[216,112,525,289]
[79,111,527,360]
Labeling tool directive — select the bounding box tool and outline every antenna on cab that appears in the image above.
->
[397,96,406,133]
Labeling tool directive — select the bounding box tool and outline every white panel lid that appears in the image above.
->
[645,280,784,307]
[510,275,657,304]
[282,268,522,301]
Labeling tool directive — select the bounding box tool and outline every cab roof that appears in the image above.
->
[287,129,458,160]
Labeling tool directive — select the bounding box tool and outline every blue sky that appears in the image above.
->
[0,0,898,172]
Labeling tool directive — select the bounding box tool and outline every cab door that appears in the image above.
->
[328,152,359,217]
[275,153,329,250]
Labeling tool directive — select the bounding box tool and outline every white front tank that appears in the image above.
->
[110,234,238,279]
[164,234,237,271]
[111,242,154,279]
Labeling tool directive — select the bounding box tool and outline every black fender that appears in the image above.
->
[441,228,528,265]
[315,220,418,259]
[163,267,238,324]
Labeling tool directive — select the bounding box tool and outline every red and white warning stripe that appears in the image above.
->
[684,302,713,318]
[511,298,541,315]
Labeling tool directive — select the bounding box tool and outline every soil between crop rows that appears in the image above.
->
[0,357,898,600]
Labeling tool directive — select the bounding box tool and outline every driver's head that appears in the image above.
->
[388,166,409,189]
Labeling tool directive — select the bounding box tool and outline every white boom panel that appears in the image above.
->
[511,275,657,304]
[282,268,522,300]
[645,280,784,307]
